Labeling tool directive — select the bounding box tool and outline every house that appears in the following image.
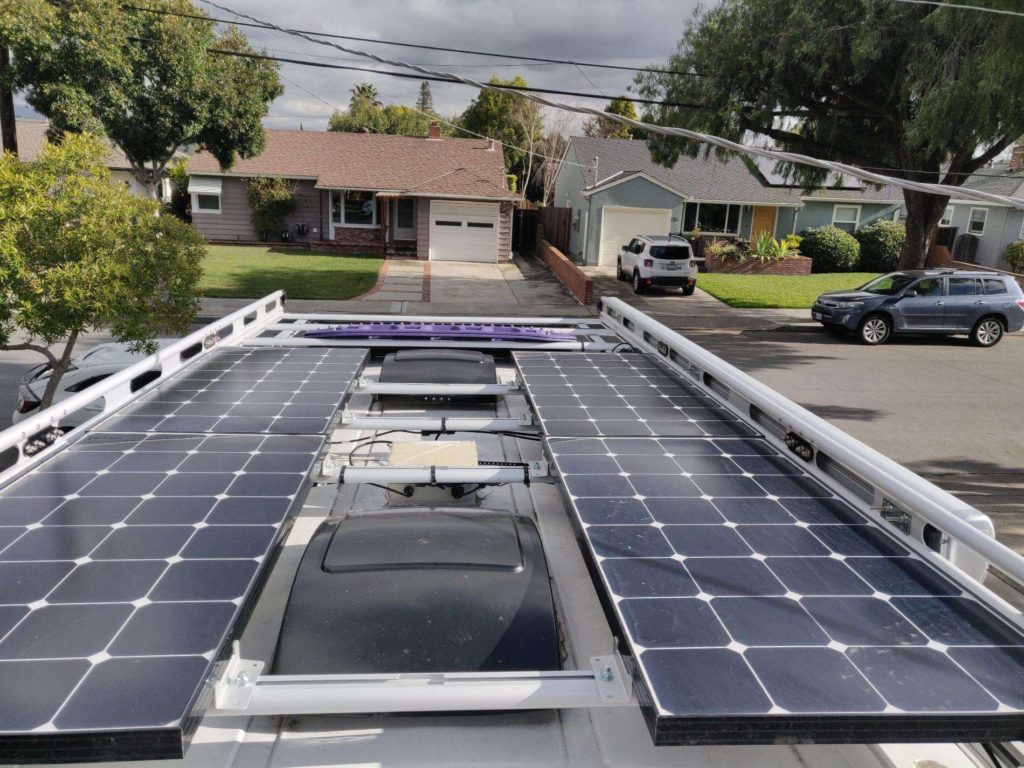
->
[185,124,518,262]
[5,118,169,198]
[552,136,904,267]
[935,144,1024,270]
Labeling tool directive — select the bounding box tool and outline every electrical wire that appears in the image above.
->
[123,4,706,77]
[889,0,1024,17]
[198,0,1024,210]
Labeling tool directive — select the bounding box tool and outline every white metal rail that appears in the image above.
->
[354,380,519,397]
[342,414,533,432]
[599,296,1024,587]
[0,293,285,487]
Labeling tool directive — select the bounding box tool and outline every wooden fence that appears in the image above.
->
[540,206,572,254]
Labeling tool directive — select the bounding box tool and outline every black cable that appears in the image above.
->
[201,47,706,109]
[124,4,706,78]
[347,439,392,465]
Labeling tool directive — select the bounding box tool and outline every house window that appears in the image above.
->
[682,202,740,235]
[195,194,221,212]
[831,205,861,233]
[940,206,954,227]
[331,190,377,227]
[187,176,222,214]
[968,208,987,236]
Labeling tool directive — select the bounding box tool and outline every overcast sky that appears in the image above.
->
[208,0,701,132]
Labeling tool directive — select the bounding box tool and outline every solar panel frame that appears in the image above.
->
[514,352,1024,745]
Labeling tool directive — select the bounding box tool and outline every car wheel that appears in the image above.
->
[858,314,891,345]
[682,285,695,296]
[632,271,646,294]
[616,259,627,281]
[971,316,1005,347]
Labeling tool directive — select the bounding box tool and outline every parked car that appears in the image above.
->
[617,234,698,295]
[811,270,1024,347]
[13,339,174,428]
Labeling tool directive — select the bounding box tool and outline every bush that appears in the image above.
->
[246,177,297,239]
[799,225,860,273]
[1004,241,1024,272]
[855,220,905,272]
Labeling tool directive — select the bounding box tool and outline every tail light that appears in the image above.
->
[16,396,39,414]
[643,259,653,267]
[1017,299,1024,310]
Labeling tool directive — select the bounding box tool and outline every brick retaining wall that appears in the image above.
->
[536,238,594,305]
[705,254,813,275]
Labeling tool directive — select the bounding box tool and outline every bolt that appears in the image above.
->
[599,665,613,682]
[232,671,251,687]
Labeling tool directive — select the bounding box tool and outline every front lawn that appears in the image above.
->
[199,245,383,300]
[698,272,881,309]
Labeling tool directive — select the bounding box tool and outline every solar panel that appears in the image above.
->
[514,352,757,438]
[101,347,368,435]
[546,434,1024,744]
[0,431,324,762]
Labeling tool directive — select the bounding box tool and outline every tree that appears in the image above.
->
[416,81,435,114]
[328,103,439,136]
[583,97,641,139]
[0,133,205,409]
[3,0,282,199]
[635,0,1024,268]
[460,76,544,195]
[351,83,382,108]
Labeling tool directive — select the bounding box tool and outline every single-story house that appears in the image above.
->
[5,118,171,199]
[186,124,518,262]
[552,136,906,267]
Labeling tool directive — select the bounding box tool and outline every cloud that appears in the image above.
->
[214,0,701,131]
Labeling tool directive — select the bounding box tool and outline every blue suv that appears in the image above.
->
[812,270,1024,347]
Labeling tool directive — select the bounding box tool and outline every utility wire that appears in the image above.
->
[889,0,1024,17]
[204,47,706,109]
[125,4,704,77]
[198,0,1024,210]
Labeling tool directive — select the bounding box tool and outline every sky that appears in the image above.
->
[199,0,702,132]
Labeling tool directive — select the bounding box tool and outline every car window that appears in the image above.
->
[626,238,639,253]
[984,278,1008,295]
[860,273,915,295]
[948,277,977,296]
[634,241,645,253]
[64,373,112,393]
[911,277,944,297]
[648,246,691,259]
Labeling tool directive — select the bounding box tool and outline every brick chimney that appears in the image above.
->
[427,121,441,140]
[1010,140,1024,173]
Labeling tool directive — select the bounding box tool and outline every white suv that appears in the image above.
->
[617,235,698,295]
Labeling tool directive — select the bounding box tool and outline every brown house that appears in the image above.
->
[186,124,518,262]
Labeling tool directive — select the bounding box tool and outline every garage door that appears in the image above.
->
[429,201,500,262]
[598,206,672,267]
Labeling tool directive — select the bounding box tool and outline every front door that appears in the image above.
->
[393,198,416,240]
[897,276,946,330]
[943,276,981,331]
[751,206,776,238]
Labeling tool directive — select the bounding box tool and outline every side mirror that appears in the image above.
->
[903,289,918,298]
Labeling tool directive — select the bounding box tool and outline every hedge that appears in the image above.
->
[1004,241,1024,272]
[799,225,861,273]
[855,220,905,272]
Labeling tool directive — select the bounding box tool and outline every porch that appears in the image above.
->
[322,189,420,257]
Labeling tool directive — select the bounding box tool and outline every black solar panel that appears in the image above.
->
[515,352,757,438]
[0,431,324,762]
[546,434,1024,744]
[101,347,367,435]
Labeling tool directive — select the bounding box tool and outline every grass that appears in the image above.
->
[199,245,383,300]
[697,272,881,309]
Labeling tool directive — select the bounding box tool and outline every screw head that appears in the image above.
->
[599,665,613,681]
[232,671,251,687]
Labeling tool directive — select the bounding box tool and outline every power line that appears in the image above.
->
[203,47,706,109]
[889,0,1024,17]
[198,0,1024,210]
[123,4,704,77]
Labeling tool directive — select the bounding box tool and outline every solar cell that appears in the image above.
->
[101,347,367,435]
[0,431,324,761]
[545,432,1024,745]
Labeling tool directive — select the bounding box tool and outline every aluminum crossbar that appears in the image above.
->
[339,465,545,485]
[355,381,518,396]
[341,414,532,432]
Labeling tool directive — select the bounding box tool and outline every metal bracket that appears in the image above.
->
[528,459,549,479]
[589,653,632,705]
[214,641,265,711]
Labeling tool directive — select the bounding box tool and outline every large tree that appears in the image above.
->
[460,76,544,194]
[3,0,282,198]
[636,0,1024,268]
[415,81,435,114]
[0,132,205,409]
[584,97,641,140]
[328,82,440,136]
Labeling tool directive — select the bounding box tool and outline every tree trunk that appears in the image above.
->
[39,329,80,410]
[0,47,17,158]
[129,161,165,201]
[899,190,949,269]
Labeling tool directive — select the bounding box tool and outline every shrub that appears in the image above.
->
[799,225,860,273]
[1004,241,1024,272]
[246,177,297,239]
[856,220,905,272]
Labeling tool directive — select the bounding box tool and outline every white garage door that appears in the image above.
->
[598,206,672,267]
[429,200,500,262]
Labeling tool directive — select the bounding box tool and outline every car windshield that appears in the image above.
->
[859,273,917,295]
[648,245,690,259]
